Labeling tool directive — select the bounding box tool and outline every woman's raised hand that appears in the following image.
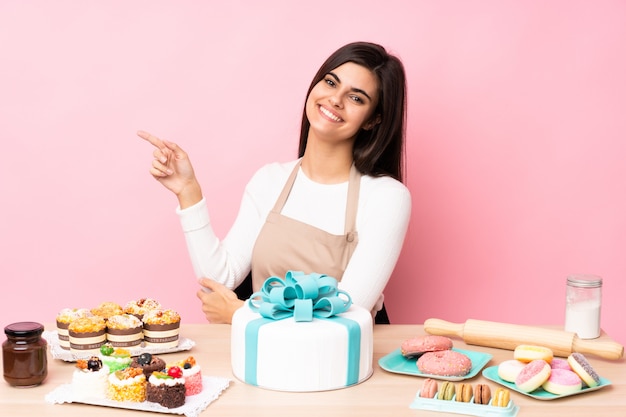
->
[137,130,203,208]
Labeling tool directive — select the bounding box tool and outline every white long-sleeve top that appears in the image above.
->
[176,159,412,314]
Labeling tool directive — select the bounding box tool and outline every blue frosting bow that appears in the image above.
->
[248,271,352,322]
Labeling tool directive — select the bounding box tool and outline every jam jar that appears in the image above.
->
[3,322,48,387]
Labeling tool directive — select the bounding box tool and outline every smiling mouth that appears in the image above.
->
[319,105,343,122]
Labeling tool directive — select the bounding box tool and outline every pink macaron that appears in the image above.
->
[542,368,582,395]
[515,359,551,393]
[420,378,438,398]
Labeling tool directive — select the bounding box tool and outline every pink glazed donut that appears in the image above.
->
[417,350,472,377]
[515,359,551,392]
[542,368,582,395]
[401,335,453,357]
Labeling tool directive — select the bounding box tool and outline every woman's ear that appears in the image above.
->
[363,114,382,131]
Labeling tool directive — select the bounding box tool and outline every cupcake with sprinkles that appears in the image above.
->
[147,365,186,409]
[56,308,94,350]
[106,314,143,348]
[142,309,181,349]
[68,316,107,357]
[124,298,162,320]
[172,356,203,395]
[91,301,124,321]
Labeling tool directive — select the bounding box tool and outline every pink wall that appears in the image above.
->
[1,2,625,346]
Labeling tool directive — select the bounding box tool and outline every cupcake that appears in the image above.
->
[147,366,186,409]
[107,367,147,402]
[124,298,162,320]
[106,314,143,348]
[100,344,132,373]
[130,353,166,378]
[91,301,123,320]
[71,356,110,400]
[172,356,203,396]
[142,309,181,349]
[56,308,94,350]
[68,316,107,357]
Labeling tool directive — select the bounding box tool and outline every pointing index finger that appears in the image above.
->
[137,130,164,148]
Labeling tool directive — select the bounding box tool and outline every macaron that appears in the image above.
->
[437,381,455,401]
[567,353,601,388]
[420,378,438,398]
[417,350,472,377]
[455,383,473,402]
[492,387,511,407]
[542,368,582,395]
[514,345,554,364]
[497,359,526,383]
[515,359,551,392]
[401,335,453,358]
[474,383,491,405]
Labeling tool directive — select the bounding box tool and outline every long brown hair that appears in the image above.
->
[298,42,407,182]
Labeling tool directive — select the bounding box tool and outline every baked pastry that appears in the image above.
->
[142,309,181,349]
[124,298,162,320]
[542,368,582,395]
[419,378,438,398]
[515,359,551,392]
[416,350,472,377]
[437,381,455,400]
[107,367,146,402]
[56,308,94,350]
[100,344,132,373]
[567,352,601,387]
[68,316,107,357]
[91,302,124,320]
[492,387,511,407]
[147,366,186,409]
[497,359,526,383]
[513,344,553,363]
[71,356,109,400]
[400,335,452,358]
[106,314,143,348]
[550,357,572,370]
[455,383,473,402]
[172,356,202,396]
[130,353,166,378]
[473,383,491,405]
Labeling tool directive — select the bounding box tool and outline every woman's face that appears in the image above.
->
[305,62,379,145]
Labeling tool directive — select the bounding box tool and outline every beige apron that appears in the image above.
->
[251,160,360,291]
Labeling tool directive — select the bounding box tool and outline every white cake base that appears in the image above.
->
[231,303,373,392]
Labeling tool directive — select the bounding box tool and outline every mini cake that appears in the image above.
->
[100,344,132,373]
[231,272,374,392]
[106,314,143,347]
[130,353,166,378]
[147,366,186,409]
[107,367,147,402]
[142,309,181,348]
[124,298,162,320]
[91,301,124,320]
[71,356,110,400]
[56,308,94,350]
[172,356,203,395]
[68,316,107,357]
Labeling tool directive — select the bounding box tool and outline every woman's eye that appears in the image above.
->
[350,95,364,104]
[324,78,336,87]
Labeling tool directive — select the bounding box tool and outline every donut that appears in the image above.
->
[542,368,582,395]
[515,359,551,392]
[492,387,511,407]
[474,384,491,405]
[401,335,453,358]
[497,359,526,383]
[417,350,472,377]
[455,383,473,402]
[437,381,455,401]
[550,358,572,371]
[513,345,553,363]
[567,353,601,388]
[419,378,438,398]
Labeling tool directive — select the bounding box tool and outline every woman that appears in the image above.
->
[139,41,411,324]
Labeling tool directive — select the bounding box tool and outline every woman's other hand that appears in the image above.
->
[137,130,202,208]
[196,278,244,324]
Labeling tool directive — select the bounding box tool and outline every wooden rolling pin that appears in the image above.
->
[424,318,624,360]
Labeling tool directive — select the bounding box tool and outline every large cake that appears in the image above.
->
[231,271,373,392]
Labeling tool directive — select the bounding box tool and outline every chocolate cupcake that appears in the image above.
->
[130,353,166,378]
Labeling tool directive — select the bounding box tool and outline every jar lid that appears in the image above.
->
[4,321,44,337]
[567,274,603,288]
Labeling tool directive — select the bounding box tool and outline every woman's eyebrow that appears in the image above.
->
[327,71,373,101]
